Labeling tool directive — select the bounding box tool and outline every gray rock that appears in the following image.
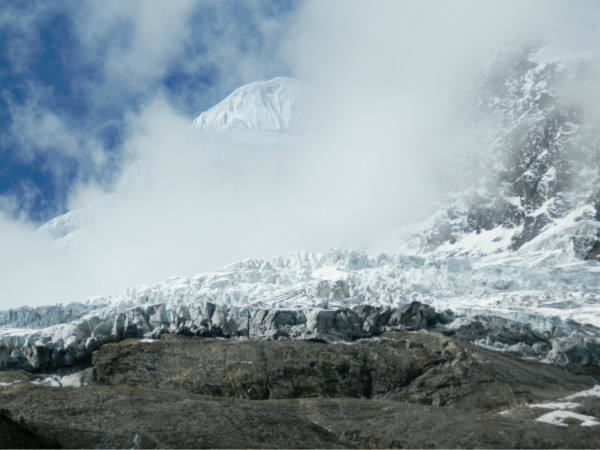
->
[1,333,599,449]
[0,410,57,449]
[0,384,346,449]
[93,332,592,409]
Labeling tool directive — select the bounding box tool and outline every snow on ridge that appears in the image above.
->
[36,209,88,241]
[192,77,302,134]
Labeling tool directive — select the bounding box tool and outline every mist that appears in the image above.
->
[1,0,599,308]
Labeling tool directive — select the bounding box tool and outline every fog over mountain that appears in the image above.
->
[0,1,599,360]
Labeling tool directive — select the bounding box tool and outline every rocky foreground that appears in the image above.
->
[1,331,599,448]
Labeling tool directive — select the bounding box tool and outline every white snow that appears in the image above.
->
[311,266,348,281]
[30,369,94,388]
[527,401,580,411]
[32,377,61,387]
[192,77,303,134]
[36,209,88,242]
[535,410,599,427]
[525,385,600,427]
[564,385,600,400]
[4,236,599,337]
[435,225,518,256]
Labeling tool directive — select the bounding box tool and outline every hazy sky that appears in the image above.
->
[1,0,599,308]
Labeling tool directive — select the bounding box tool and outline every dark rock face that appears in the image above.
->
[585,239,600,261]
[93,333,591,409]
[1,385,600,449]
[1,333,599,449]
[420,47,600,253]
[0,412,56,449]
[0,384,346,449]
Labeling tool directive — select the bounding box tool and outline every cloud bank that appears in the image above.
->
[2,0,600,308]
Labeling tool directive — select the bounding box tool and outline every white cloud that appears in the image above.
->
[72,0,196,101]
[2,1,600,309]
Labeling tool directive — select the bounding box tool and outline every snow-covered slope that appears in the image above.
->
[401,47,600,258]
[192,77,303,134]
[35,159,153,247]
[36,209,88,249]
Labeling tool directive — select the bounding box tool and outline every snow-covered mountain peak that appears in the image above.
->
[36,209,88,248]
[115,158,153,196]
[192,77,303,134]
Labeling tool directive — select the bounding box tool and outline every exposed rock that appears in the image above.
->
[0,411,57,449]
[93,333,592,409]
[0,383,346,449]
[444,316,552,355]
[1,384,599,449]
[0,333,599,449]
[585,239,600,261]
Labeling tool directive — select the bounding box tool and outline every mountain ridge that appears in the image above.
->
[192,77,303,134]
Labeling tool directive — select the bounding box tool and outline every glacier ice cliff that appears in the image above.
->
[1,249,599,371]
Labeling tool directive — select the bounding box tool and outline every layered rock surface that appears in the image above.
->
[93,333,592,409]
[0,333,599,448]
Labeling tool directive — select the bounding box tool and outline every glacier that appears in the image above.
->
[1,245,599,370]
[3,45,600,373]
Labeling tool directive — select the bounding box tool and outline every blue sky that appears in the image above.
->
[0,0,297,223]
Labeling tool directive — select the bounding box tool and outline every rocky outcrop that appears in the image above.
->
[1,333,599,449]
[445,314,600,372]
[0,384,599,449]
[0,411,56,449]
[93,333,592,409]
[420,47,600,254]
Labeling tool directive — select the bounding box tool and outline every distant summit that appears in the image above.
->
[192,77,303,134]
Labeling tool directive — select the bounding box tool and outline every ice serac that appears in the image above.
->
[192,77,303,134]
[1,248,599,371]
